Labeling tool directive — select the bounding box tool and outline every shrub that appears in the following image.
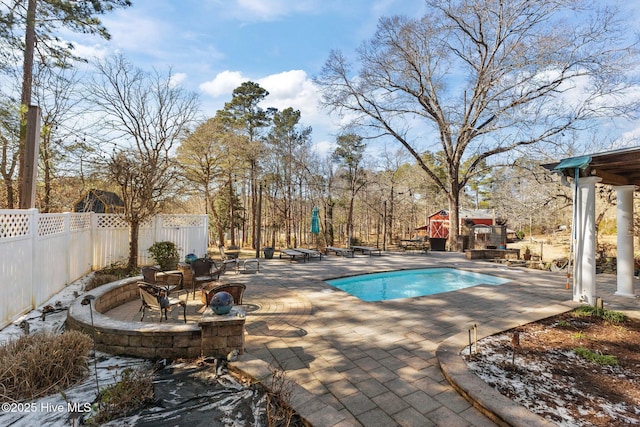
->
[147,241,180,270]
[265,368,298,427]
[88,368,154,424]
[0,331,92,402]
[98,261,133,278]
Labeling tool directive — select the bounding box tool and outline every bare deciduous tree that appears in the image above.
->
[332,133,368,247]
[89,54,199,271]
[316,0,639,249]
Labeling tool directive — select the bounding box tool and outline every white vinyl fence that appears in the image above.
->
[0,209,209,329]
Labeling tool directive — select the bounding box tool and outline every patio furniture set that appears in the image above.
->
[137,247,254,323]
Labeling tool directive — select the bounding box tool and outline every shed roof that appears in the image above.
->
[427,208,494,219]
[543,146,640,186]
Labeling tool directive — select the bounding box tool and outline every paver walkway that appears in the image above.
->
[108,251,640,426]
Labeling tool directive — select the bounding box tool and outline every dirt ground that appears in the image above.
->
[508,232,620,263]
[464,309,640,426]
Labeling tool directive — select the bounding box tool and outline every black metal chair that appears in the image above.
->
[138,283,186,323]
[141,266,161,284]
[189,258,222,299]
[142,265,183,290]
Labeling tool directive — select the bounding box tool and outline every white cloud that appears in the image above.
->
[225,0,318,21]
[103,14,168,54]
[199,71,246,97]
[257,70,320,117]
[199,68,341,152]
[70,42,109,61]
[170,72,188,87]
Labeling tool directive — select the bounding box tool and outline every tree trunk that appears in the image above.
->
[347,192,355,247]
[18,0,37,209]
[209,199,224,248]
[4,183,15,209]
[128,220,140,272]
[448,185,461,251]
[228,175,235,246]
[42,137,52,213]
[325,200,334,246]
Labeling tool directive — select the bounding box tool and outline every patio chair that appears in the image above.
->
[141,265,183,290]
[239,258,260,273]
[190,257,222,299]
[219,246,240,273]
[138,283,186,323]
[202,282,246,306]
[141,266,161,283]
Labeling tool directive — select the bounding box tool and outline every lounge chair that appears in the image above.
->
[138,283,186,323]
[325,246,354,257]
[279,249,306,262]
[239,258,260,273]
[201,282,247,306]
[293,248,323,260]
[351,246,382,256]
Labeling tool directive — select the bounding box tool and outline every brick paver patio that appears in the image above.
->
[108,251,640,426]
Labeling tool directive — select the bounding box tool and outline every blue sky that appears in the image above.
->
[68,0,429,155]
[62,0,640,159]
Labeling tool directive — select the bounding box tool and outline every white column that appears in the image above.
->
[574,176,601,304]
[615,185,636,297]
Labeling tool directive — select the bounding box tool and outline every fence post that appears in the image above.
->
[28,208,38,308]
[64,212,71,285]
[201,214,209,255]
[91,212,98,270]
[155,214,162,243]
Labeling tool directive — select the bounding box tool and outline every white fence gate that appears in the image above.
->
[0,209,209,329]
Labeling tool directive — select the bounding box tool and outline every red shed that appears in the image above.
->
[422,209,494,250]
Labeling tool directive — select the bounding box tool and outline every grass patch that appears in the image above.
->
[571,332,586,340]
[573,306,598,318]
[573,347,619,366]
[0,331,92,402]
[88,368,154,425]
[572,306,627,324]
[603,310,627,324]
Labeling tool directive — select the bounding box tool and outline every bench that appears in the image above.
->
[351,246,382,256]
[279,249,307,262]
[325,246,354,257]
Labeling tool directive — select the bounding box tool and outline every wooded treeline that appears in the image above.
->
[1,0,638,260]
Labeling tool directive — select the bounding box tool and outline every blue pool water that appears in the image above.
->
[326,268,510,302]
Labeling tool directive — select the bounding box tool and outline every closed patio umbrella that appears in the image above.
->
[310,206,320,234]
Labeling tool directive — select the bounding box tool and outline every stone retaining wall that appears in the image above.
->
[66,277,244,359]
[465,248,520,260]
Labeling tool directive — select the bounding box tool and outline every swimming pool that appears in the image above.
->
[326,268,510,302]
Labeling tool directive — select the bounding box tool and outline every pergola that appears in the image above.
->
[544,146,640,303]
